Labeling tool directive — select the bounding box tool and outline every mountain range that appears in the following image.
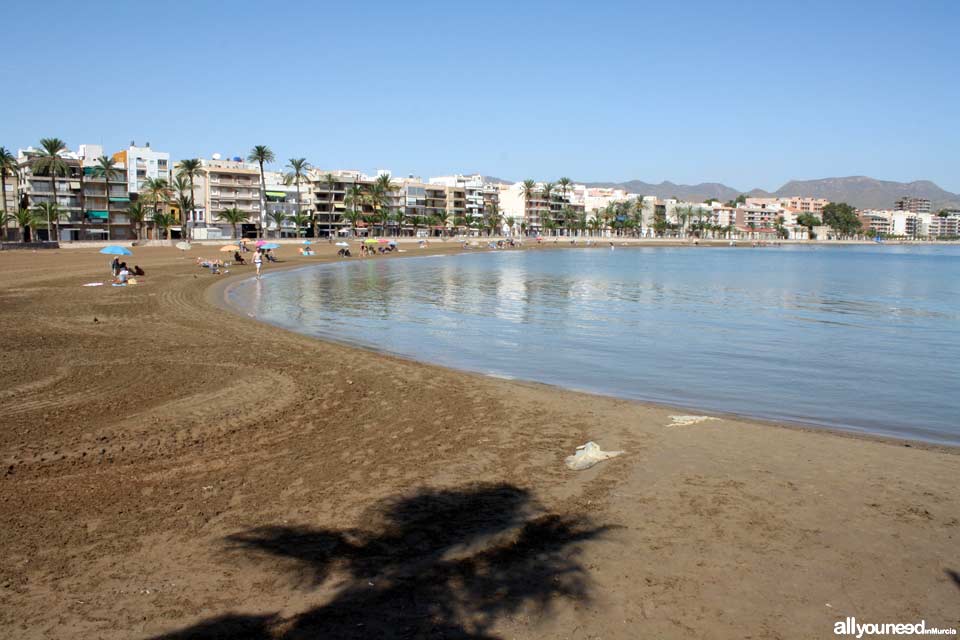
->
[484,176,960,211]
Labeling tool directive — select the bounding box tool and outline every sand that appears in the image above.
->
[0,242,957,639]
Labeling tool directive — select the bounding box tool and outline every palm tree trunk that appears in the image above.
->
[189,175,196,240]
[0,170,7,242]
[295,178,302,238]
[257,161,266,240]
[106,176,111,242]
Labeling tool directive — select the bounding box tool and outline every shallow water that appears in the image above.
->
[229,245,960,445]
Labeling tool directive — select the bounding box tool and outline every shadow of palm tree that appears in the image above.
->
[151,483,612,639]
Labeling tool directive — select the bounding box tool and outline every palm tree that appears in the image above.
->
[32,202,64,242]
[217,207,248,240]
[142,177,172,238]
[90,156,121,241]
[371,174,396,237]
[175,158,202,238]
[394,207,408,236]
[557,177,572,201]
[9,207,39,242]
[267,210,288,238]
[541,182,555,234]
[127,201,146,241]
[247,145,274,239]
[484,201,501,236]
[151,211,175,241]
[290,210,311,238]
[345,184,364,235]
[31,138,70,213]
[172,174,193,233]
[0,146,16,239]
[286,158,311,236]
[520,179,537,236]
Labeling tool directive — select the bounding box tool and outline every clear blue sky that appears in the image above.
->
[3,0,957,191]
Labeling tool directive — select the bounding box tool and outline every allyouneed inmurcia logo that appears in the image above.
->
[834,617,957,637]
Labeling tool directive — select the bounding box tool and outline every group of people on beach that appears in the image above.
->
[193,246,279,279]
[110,258,144,285]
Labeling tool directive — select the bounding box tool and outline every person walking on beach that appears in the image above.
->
[253,248,263,280]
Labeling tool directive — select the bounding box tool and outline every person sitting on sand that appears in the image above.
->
[133,265,145,276]
[110,257,121,276]
[114,265,131,284]
[265,250,279,263]
[234,251,246,265]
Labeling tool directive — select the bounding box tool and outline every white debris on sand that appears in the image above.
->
[668,415,718,427]
[565,441,625,471]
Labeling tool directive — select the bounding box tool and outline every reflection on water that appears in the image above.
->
[229,246,960,445]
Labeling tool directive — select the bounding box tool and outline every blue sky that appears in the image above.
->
[2,0,957,191]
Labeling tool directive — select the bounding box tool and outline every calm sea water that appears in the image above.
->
[229,245,960,445]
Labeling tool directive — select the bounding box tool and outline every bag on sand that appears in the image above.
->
[565,441,625,471]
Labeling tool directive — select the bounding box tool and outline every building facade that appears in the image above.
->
[112,143,170,196]
[894,197,932,214]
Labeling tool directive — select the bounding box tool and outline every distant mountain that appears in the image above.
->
[582,180,742,204]
[767,176,960,210]
[578,176,960,210]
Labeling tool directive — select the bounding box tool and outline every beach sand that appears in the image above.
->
[0,242,957,639]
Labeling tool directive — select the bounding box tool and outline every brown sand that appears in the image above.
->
[0,243,956,639]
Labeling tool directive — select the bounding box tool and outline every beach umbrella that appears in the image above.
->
[378,238,389,244]
[335,241,349,247]
[260,242,280,250]
[302,240,312,245]
[99,246,132,256]
[219,245,238,252]
[175,241,192,251]
[387,240,397,246]
[364,238,378,245]
[255,240,267,247]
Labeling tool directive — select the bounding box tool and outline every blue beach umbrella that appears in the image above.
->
[302,240,312,245]
[99,246,132,256]
[260,243,280,250]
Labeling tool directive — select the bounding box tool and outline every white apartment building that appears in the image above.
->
[746,196,830,214]
[429,174,499,220]
[582,187,634,217]
[112,142,170,195]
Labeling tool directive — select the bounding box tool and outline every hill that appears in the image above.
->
[579,176,960,210]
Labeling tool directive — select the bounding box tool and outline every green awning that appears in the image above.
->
[109,197,130,202]
[86,210,109,219]
[265,191,286,198]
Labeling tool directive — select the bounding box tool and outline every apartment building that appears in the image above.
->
[262,170,313,236]
[894,196,932,214]
[199,157,262,237]
[111,142,169,195]
[428,175,500,221]
[583,187,632,214]
[12,143,134,241]
[747,196,829,214]
[81,152,133,241]
[497,182,585,233]
[928,213,960,238]
[857,210,895,235]
[308,170,383,236]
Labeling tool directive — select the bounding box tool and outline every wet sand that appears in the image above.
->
[0,243,957,639]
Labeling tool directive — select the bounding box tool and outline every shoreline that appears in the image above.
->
[1,245,957,639]
[214,250,958,452]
